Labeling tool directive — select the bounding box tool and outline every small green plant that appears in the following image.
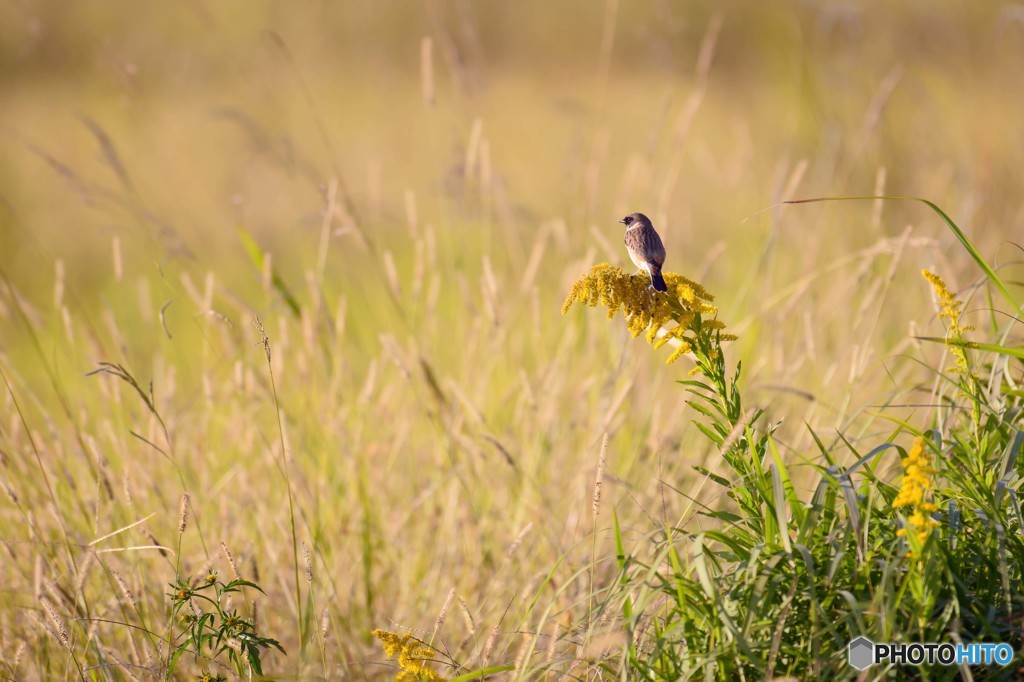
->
[167,569,285,678]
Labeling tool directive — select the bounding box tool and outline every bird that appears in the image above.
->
[620,212,667,292]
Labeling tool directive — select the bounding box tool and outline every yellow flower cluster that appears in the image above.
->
[892,437,940,547]
[561,263,733,363]
[922,270,973,373]
[372,629,446,681]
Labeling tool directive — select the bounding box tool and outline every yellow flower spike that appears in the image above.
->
[562,264,730,364]
[667,342,694,365]
[921,271,964,328]
[892,436,941,554]
[922,270,974,374]
[373,629,446,681]
[372,629,406,658]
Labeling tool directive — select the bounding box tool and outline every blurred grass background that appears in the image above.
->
[1,0,1023,677]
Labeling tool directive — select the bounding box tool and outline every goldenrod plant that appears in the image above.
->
[891,436,940,548]
[372,630,447,682]
[557,201,1023,679]
[562,263,734,364]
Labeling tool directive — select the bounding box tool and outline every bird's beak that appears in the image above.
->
[617,218,627,224]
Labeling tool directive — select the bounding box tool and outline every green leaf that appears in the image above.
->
[769,462,793,555]
[769,436,802,520]
[238,227,302,316]
[222,579,267,594]
[915,337,1024,360]
[694,421,724,445]
[613,509,633,622]
[166,647,185,675]
[449,665,516,681]
[703,529,754,558]
[246,642,264,676]
[692,465,731,488]
[797,477,831,545]
[677,379,718,394]
[612,509,625,565]
[687,397,729,424]
[805,423,837,467]
[691,534,717,600]
[263,637,286,654]
[698,509,743,524]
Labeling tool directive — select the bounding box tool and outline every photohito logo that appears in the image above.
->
[848,636,1014,670]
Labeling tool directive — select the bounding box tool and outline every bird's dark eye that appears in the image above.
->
[622,216,632,224]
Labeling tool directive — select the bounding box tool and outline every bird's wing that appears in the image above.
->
[642,228,666,265]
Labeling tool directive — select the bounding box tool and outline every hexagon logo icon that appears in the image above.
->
[848,636,875,670]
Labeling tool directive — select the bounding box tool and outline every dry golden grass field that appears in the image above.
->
[1,1,1023,679]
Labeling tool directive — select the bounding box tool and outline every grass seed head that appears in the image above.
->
[111,567,137,609]
[302,541,313,582]
[41,598,70,648]
[220,541,242,580]
[177,493,190,534]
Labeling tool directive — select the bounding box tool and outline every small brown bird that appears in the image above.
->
[620,212,667,292]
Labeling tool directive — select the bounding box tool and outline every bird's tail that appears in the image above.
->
[650,264,668,292]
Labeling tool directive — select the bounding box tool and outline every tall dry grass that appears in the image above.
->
[0,1,1022,678]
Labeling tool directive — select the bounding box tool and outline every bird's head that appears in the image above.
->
[618,212,650,227]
